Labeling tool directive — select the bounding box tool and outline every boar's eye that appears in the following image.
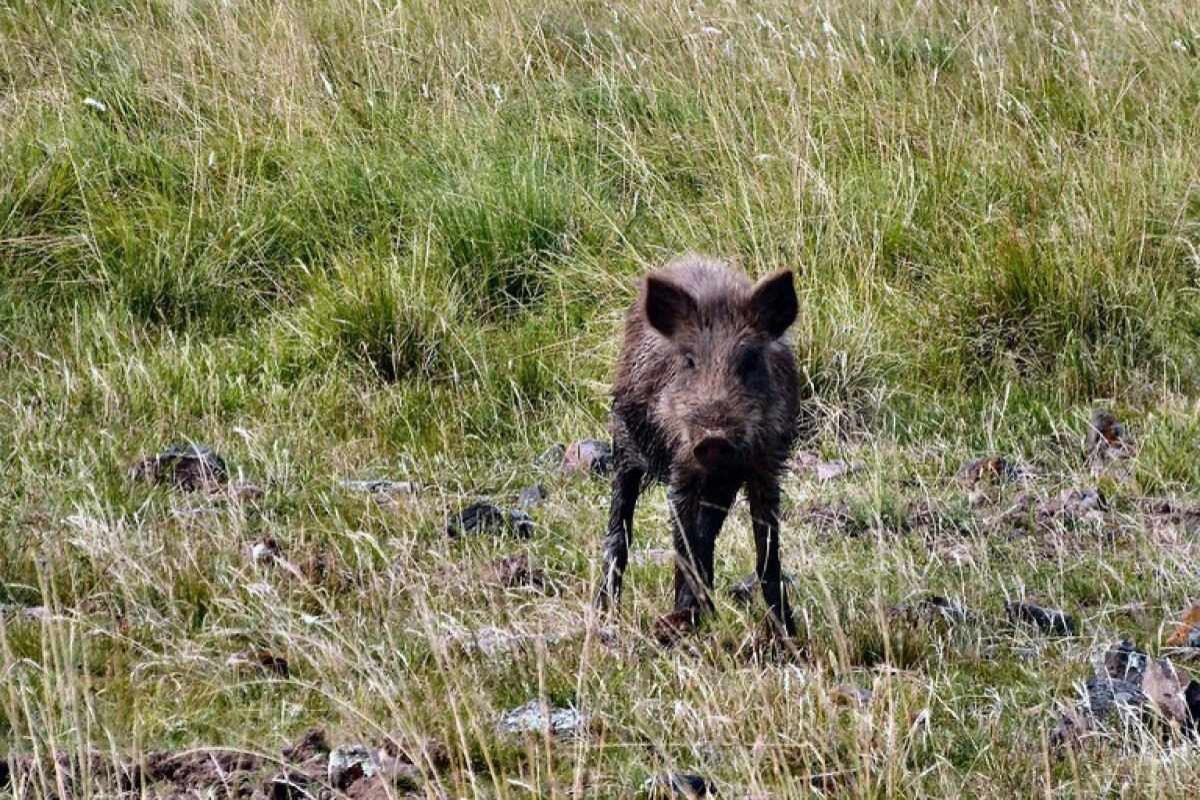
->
[737,348,765,382]
[682,352,697,370]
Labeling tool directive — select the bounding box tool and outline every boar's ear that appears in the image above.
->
[750,269,798,338]
[643,274,697,337]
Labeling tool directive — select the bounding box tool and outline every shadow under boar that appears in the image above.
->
[596,254,800,638]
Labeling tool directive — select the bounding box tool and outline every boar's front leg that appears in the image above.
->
[596,464,644,610]
[747,478,796,637]
[670,479,737,621]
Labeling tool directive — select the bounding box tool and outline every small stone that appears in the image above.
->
[328,744,375,791]
[338,479,418,496]
[562,439,613,478]
[814,460,863,482]
[1006,601,1076,636]
[448,626,525,657]
[249,538,282,566]
[1103,639,1149,684]
[447,502,533,538]
[129,443,228,491]
[642,772,711,798]
[497,701,586,737]
[517,483,548,509]
[338,479,418,510]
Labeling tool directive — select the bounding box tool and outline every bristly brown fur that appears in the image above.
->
[598,254,800,637]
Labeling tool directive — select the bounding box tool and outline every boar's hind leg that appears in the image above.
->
[596,466,644,610]
[748,479,796,637]
[671,482,736,619]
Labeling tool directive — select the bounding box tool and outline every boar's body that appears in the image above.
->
[598,254,800,636]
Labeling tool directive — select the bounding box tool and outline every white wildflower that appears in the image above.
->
[82,97,107,113]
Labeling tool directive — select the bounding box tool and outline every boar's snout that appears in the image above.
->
[692,434,736,471]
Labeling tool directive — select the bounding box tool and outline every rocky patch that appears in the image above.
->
[1006,600,1077,637]
[1053,640,1200,750]
[130,443,228,492]
[497,701,587,738]
[447,501,534,538]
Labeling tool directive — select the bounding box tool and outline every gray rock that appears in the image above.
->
[497,701,585,737]
[249,538,282,566]
[338,479,417,495]
[447,502,533,538]
[1085,675,1147,718]
[1006,601,1076,636]
[814,459,863,482]
[130,443,228,491]
[1102,640,1148,685]
[328,744,375,791]
[517,484,548,509]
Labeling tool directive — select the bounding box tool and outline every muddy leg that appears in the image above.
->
[596,465,643,610]
[748,478,795,636]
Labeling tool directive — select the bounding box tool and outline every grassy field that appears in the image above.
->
[3,0,1200,796]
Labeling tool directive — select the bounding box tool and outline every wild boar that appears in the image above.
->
[596,254,800,638]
